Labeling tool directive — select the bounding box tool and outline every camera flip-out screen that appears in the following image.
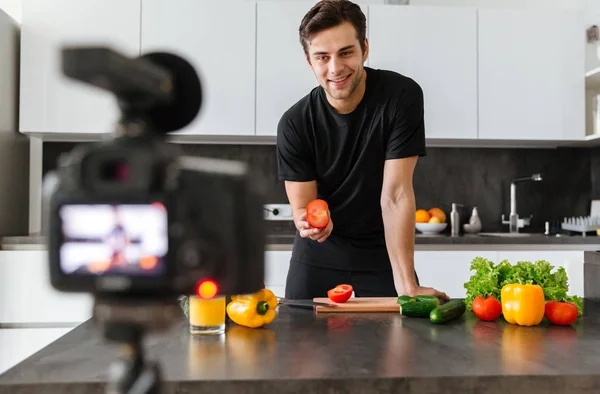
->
[58,203,168,276]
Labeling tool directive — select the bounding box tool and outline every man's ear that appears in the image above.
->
[304,52,312,68]
[362,38,369,63]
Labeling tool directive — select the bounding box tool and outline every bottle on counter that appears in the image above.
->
[450,203,463,237]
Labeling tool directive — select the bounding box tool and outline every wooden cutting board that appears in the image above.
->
[312,297,400,313]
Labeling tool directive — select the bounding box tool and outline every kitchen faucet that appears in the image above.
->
[501,173,542,233]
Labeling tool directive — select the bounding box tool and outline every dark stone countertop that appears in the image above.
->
[3,299,600,394]
[415,233,600,244]
[4,232,600,252]
[267,232,600,244]
[265,232,600,252]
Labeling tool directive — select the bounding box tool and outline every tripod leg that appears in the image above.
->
[126,362,162,394]
[105,357,140,394]
[105,342,162,394]
[105,358,162,394]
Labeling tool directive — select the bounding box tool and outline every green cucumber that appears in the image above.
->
[399,300,439,318]
[397,295,415,305]
[429,299,466,324]
[397,295,440,306]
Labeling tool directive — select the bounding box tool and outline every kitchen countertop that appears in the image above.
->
[266,232,600,251]
[3,232,600,252]
[2,299,600,394]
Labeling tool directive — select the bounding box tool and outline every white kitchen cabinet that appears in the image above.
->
[368,5,478,140]
[264,251,291,296]
[255,1,371,136]
[19,0,141,135]
[414,251,497,298]
[0,251,93,325]
[141,0,256,136]
[478,8,585,141]
[255,1,320,136]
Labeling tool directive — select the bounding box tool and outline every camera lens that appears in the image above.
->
[101,160,129,183]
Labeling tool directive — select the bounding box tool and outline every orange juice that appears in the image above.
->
[189,295,226,334]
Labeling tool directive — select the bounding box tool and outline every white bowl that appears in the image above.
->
[416,222,448,234]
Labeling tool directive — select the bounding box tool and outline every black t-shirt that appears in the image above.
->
[276,67,426,272]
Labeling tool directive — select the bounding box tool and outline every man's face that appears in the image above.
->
[305,22,369,103]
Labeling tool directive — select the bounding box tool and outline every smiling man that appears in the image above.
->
[276,0,449,301]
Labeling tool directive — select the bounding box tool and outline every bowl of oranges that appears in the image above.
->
[415,207,447,234]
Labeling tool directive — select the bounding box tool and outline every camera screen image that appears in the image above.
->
[58,203,168,276]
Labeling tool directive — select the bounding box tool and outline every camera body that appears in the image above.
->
[43,47,266,300]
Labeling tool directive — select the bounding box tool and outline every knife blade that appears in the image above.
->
[277,298,335,308]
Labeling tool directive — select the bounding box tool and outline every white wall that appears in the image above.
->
[0,0,20,24]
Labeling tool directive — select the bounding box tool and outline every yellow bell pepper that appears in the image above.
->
[501,283,545,326]
[226,288,278,328]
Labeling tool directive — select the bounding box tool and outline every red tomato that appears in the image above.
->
[472,294,503,321]
[306,199,330,229]
[327,284,353,303]
[545,300,578,326]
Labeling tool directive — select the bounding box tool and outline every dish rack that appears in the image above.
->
[561,216,600,236]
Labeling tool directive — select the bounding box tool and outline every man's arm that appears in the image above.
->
[381,156,449,300]
[285,181,333,243]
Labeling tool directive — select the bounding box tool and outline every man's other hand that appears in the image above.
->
[398,284,450,302]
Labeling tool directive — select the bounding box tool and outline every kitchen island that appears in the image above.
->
[2,299,600,394]
[1,233,595,329]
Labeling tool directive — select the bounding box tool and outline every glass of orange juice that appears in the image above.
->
[189,295,226,335]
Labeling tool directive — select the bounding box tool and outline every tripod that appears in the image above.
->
[93,296,181,394]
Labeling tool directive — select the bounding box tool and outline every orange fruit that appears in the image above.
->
[416,209,431,223]
[428,207,446,223]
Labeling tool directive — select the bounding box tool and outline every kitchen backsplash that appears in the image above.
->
[43,142,596,233]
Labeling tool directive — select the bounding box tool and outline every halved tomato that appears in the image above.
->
[306,199,330,229]
[328,284,353,303]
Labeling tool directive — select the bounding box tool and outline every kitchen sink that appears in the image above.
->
[477,232,539,237]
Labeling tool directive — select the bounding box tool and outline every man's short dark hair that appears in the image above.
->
[299,0,367,55]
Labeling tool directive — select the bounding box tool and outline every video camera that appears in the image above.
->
[43,47,266,299]
[41,46,267,394]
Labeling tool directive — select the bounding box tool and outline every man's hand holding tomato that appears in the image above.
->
[295,199,333,243]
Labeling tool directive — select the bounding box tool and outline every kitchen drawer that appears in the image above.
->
[0,251,93,325]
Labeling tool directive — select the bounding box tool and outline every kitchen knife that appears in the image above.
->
[277,298,336,308]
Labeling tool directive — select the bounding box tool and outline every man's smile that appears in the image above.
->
[329,74,351,86]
